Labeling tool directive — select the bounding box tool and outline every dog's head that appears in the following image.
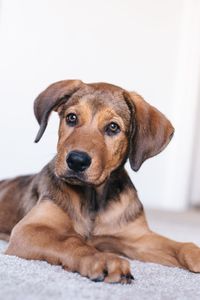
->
[34,80,174,186]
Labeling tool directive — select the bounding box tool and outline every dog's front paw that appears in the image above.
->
[178,243,200,273]
[79,253,134,284]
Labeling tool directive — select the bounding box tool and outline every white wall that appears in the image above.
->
[190,98,200,207]
[0,0,200,210]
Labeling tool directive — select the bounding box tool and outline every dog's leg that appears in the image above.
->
[5,200,133,283]
[91,219,200,272]
[126,231,200,272]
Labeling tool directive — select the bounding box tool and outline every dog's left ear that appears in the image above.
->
[34,80,83,143]
[126,92,174,171]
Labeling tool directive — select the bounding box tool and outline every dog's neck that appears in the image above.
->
[45,159,134,215]
[84,181,109,214]
[44,160,137,219]
[41,160,143,231]
[74,166,134,215]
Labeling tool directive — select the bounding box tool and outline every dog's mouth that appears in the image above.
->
[58,170,108,187]
[60,170,88,186]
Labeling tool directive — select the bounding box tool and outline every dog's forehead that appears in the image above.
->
[65,84,131,121]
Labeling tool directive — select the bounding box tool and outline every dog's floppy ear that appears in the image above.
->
[34,80,83,143]
[127,92,174,171]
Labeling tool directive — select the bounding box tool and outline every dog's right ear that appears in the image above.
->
[34,80,83,143]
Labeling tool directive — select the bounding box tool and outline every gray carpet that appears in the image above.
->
[1,237,200,300]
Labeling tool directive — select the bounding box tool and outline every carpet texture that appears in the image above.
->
[1,238,200,300]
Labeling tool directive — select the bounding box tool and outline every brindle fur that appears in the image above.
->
[1,80,200,284]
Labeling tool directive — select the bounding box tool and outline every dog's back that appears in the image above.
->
[0,175,35,237]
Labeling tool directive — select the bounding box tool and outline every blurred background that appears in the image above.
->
[0,0,200,214]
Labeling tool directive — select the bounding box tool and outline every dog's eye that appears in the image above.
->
[66,113,78,126]
[105,122,120,136]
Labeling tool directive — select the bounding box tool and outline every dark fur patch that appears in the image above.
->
[17,175,34,188]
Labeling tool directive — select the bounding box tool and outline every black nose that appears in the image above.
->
[67,151,91,172]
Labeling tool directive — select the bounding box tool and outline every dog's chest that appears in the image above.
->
[66,181,141,238]
[72,201,128,238]
[73,214,119,238]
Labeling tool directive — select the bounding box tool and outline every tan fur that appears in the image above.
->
[1,80,200,284]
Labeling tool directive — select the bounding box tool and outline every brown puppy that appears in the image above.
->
[0,80,200,284]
